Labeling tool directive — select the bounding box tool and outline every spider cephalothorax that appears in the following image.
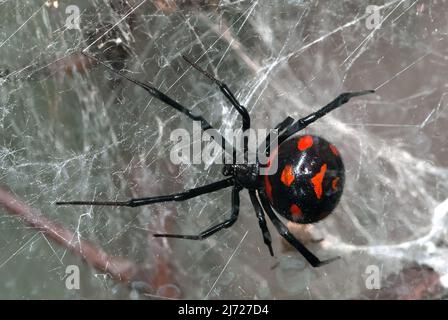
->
[57,51,374,267]
[223,163,260,189]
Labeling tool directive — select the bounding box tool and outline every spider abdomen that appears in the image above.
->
[263,135,345,224]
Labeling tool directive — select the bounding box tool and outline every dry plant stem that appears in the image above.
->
[127,158,181,298]
[0,187,151,290]
[199,14,261,73]
[360,265,443,300]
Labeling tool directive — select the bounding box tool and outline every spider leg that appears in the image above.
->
[274,116,295,131]
[81,51,235,157]
[249,190,274,256]
[56,177,234,207]
[279,90,375,144]
[182,55,250,132]
[154,186,241,240]
[258,190,340,267]
[259,116,295,157]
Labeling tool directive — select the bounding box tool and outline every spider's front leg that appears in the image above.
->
[279,90,375,143]
[260,116,295,156]
[154,186,241,240]
[56,177,234,207]
[80,51,236,158]
[182,55,251,132]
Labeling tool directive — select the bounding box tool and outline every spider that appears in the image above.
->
[57,51,374,267]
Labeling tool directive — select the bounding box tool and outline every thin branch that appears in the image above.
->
[0,187,162,295]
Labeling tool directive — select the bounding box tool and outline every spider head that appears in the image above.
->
[222,164,260,189]
[222,164,234,176]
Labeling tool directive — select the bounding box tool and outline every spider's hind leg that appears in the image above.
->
[258,191,340,267]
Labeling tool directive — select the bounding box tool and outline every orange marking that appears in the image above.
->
[329,144,339,156]
[264,146,279,202]
[311,164,327,199]
[290,204,303,217]
[298,135,313,151]
[264,176,273,202]
[265,146,279,170]
[280,165,295,187]
[332,177,340,191]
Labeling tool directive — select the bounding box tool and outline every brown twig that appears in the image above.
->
[198,14,261,73]
[0,187,153,291]
[360,264,443,300]
[126,157,182,299]
[155,0,219,14]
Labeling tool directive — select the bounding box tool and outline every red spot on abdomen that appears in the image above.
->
[264,146,279,203]
[329,144,339,156]
[298,135,313,151]
[290,204,303,218]
[332,177,340,191]
[311,164,327,199]
[280,165,295,187]
[264,175,273,202]
[265,146,279,172]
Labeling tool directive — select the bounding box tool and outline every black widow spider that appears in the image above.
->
[57,51,374,267]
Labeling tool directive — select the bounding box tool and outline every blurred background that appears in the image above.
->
[0,0,447,299]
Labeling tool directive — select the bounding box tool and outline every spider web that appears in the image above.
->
[0,0,447,299]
